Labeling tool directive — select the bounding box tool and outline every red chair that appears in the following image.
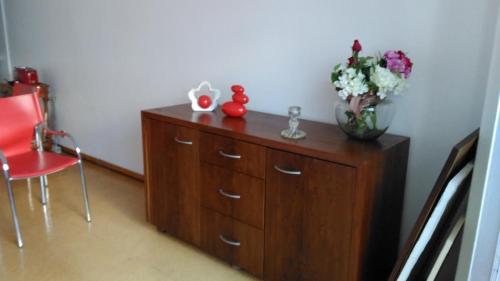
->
[0,93,91,248]
[12,82,48,188]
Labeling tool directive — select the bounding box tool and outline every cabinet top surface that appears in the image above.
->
[142,104,409,166]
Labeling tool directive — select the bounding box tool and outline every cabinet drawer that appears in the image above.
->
[200,132,265,178]
[201,163,264,229]
[201,208,264,278]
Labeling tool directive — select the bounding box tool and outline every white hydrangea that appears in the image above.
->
[370,65,406,99]
[333,68,369,100]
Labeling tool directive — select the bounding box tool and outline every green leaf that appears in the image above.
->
[331,71,340,83]
[355,117,368,137]
[361,67,371,79]
[367,81,379,93]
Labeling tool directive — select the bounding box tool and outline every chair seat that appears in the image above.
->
[7,151,79,180]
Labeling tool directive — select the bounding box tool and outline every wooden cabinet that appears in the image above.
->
[142,104,410,280]
[142,118,200,245]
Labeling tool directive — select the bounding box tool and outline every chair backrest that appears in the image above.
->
[12,82,41,96]
[0,93,44,157]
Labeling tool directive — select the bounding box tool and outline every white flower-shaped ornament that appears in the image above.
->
[188,81,221,112]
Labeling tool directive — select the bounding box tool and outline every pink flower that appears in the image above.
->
[384,50,413,78]
[384,50,400,59]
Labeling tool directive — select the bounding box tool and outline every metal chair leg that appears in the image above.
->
[78,162,91,222]
[6,179,24,248]
[39,176,47,205]
[43,175,48,189]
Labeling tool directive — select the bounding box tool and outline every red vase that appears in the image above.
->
[222,102,247,117]
[231,85,245,93]
[197,95,212,109]
[222,84,249,118]
[232,92,249,104]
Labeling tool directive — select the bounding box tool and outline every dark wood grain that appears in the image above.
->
[142,118,200,245]
[200,207,233,262]
[142,104,407,167]
[141,104,410,281]
[200,132,266,178]
[175,125,201,245]
[265,149,354,281]
[141,116,153,222]
[201,163,265,229]
[201,207,264,278]
[264,150,305,281]
[233,217,265,278]
[302,157,354,280]
[354,138,410,280]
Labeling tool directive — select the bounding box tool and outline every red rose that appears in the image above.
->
[348,56,358,65]
[352,40,362,52]
[402,56,413,68]
[398,50,413,68]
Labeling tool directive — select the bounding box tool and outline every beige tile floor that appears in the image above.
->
[0,161,256,281]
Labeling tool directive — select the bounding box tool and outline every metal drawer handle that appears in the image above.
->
[218,150,241,159]
[219,235,241,247]
[274,165,301,176]
[218,188,241,200]
[174,137,193,145]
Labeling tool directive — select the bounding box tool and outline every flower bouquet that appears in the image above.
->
[331,39,413,140]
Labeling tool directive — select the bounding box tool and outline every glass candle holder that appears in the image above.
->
[281,106,306,139]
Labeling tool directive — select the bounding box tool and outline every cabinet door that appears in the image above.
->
[265,149,354,281]
[144,118,200,245]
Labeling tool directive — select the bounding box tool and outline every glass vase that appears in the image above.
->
[335,98,395,140]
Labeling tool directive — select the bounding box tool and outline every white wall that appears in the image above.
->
[4,0,499,243]
[456,3,500,279]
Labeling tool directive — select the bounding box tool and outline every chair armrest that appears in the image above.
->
[45,129,66,136]
[37,123,82,160]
